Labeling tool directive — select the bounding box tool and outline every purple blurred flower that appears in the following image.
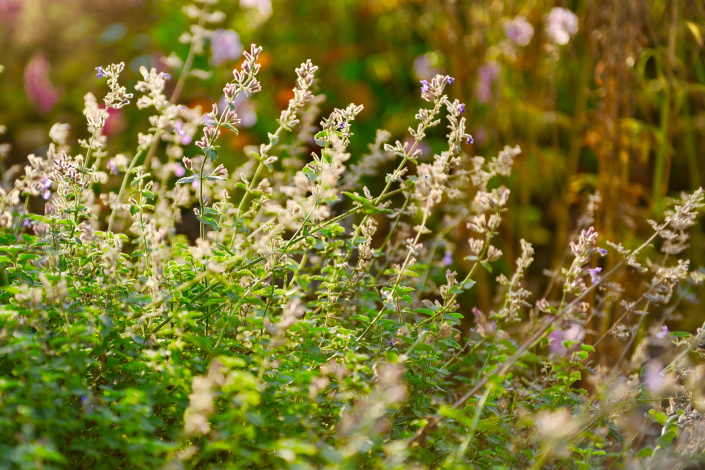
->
[549,323,585,354]
[107,160,119,176]
[587,266,602,285]
[218,93,257,128]
[210,29,243,66]
[173,163,186,178]
[0,0,23,25]
[459,104,465,114]
[95,67,107,78]
[403,137,430,158]
[504,16,534,46]
[475,62,500,104]
[412,52,440,81]
[597,247,608,256]
[643,360,665,393]
[545,7,579,46]
[656,325,669,339]
[173,122,192,145]
[420,80,431,94]
[41,177,52,200]
[442,250,453,266]
[24,55,59,115]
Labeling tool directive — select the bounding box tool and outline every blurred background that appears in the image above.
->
[1,0,704,342]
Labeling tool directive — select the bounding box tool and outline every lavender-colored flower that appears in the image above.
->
[545,7,579,46]
[587,266,602,285]
[505,16,534,47]
[643,359,665,393]
[412,52,440,81]
[472,126,489,145]
[218,93,257,128]
[95,67,107,78]
[210,29,243,66]
[597,247,608,256]
[549,323,585,354]
[459,104,465,114]
[40,177,52,200]
[442,250,453,266]
[475,62,500,104]
[173,163,186,178]
[655,325,669,339]
[420,80,431,93]
[106,160,119,176]
[173,122,192,145]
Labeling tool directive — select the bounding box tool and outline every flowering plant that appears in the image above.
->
[1,1,705,469]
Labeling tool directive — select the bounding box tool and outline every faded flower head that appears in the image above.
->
[210,29,243,66]
[545,7,579,45]
[476,62,500,104]
[24,55,59,114]
[505,16,534,46]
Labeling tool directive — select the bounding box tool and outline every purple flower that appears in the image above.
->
[549,323,585,354]
[173,163,186,178]
[587,266,602,285]
[420,80,431,93]
[475,62,500,104]
[442,250,453,266]
[466,135,474,144]
[643,359,665,393]
[459,104,465,114]
[412,52,440,81]
[210,29,243,66]
[656,325,669,339]
[40,177,52,200]
[597,247,608,256]
[95,67,107,78]
[448,77,455,84]
[504,17,534,46]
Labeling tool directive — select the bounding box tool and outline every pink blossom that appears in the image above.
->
[643,360,665,393]
[655,325,669,339]
[24,55,59,115]
[210,29,243,66]
[412,52,441,81]
[0,0,23,26]
[504,17,534,47]
[545,7,579,46]
[103,106,125,138]
[549,323,585,354]
[173,163,186,178]
[475,62,500,104]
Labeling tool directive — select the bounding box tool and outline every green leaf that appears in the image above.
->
[222,122,239,134]
[636,447,653,458]
[649,409,668,426]
[204,147,218,161]
[177,175,198,185]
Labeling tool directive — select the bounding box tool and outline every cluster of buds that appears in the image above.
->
[134,66,171,111]
[419,74,454,102]
[232,44,263,95]
[278,59,318,130]
[562,226,605,295]
[94,62,133,109]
